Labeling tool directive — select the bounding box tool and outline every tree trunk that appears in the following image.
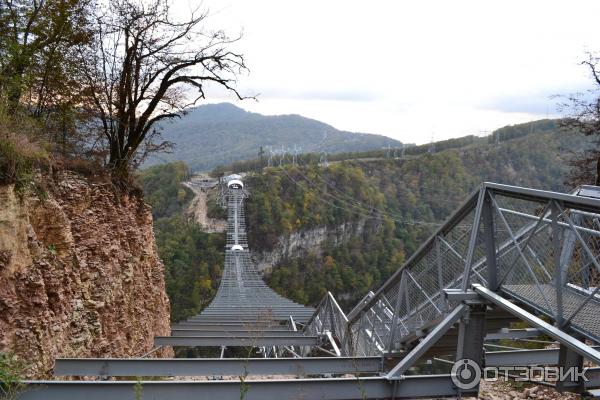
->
[6,60,27,112]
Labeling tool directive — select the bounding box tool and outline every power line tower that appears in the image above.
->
[319,151,328,168]
[428,134,436,153]
[258,146,265,168]
[292,145,301,165]
[386,144,393,158]
[279,145,286,166]
[267,145,274,167]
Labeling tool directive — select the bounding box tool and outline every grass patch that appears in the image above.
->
[0,114,49,191]
[0,353,26,400]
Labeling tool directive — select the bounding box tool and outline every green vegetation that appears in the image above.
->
[138,162,193,219]
[138,163,224,322]
[242,126,590,309]
[155,216,224,322]
[145,103,401,172]
[245,164,388,248]
[0,0,251,185]
[215,119,561,175]
[145,123,592,316]
[207,193,228,220]
[0,353,25,400]
[0,113,49,190]
[134,378,143,400]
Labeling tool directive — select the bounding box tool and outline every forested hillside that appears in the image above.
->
[138,163,224,322]
[144,103,402,171]
[143,122,592,317]
[244,125,590,308]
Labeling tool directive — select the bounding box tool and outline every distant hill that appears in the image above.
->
[144,103,402,171]
[214,119,567,175]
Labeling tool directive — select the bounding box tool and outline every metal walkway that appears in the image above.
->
[158,185,315,350]
[18,181,600,399]
[171,187,314,332]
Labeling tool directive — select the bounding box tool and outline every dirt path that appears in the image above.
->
[183,181,227,233]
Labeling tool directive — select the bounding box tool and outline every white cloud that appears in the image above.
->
[177,0,600,144]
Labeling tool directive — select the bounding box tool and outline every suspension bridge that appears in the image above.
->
[18,178,600,399]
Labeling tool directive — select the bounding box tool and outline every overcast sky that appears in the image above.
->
[188,0,600,144]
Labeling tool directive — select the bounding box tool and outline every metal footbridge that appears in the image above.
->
[157,186,316,350]
[19,181,600,399]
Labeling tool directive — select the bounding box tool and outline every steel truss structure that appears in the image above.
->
[18,181,600,399]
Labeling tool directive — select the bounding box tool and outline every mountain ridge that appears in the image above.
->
[145,102,402,171]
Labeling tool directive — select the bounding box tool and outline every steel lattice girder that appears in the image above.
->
[189,315,313,320]
[184,319,310,323]
[154,335,319,347]
[19,375,475,400]
[53,357,382,377]
[171,323,290,330]
[170,329,304,337]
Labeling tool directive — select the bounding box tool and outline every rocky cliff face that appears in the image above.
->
[0,172,172,378]
[253,219,367,271]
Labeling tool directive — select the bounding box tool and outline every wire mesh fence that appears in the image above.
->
[308,183,600,356]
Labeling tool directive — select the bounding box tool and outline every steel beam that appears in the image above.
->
[457,304,487,371]
[170,330,302,337]
[557,337,585,393]
[347,188,482,324]
[482,192,498,290]
[485,345,600,367]
[473,284,600,365]
[154,335,319,347]
[387,304,467,379]
[19,375,473,400]
[486,348,566,366]
[171,323,289,330]
[188,317,312,322]
[485,328,541,340]
[53,357,382,377]
[484,182,600,214]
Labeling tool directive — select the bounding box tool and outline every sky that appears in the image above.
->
[180,0,600,144]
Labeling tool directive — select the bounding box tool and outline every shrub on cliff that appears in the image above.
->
[0,114,49,189]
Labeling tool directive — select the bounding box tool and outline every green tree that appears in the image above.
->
[0,0,91,112]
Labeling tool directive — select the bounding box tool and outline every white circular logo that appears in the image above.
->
[451,358,481,390]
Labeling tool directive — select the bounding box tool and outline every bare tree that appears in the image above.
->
[559,52,600,186]
[80,0,251,181]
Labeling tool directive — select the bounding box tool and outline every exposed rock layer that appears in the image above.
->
[0,172,172,377]
[253,219,367,272]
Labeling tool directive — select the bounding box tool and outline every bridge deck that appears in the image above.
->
[163,186,314,347]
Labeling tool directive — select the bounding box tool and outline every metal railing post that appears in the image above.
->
[435,237,446,309]
[461,186,486,291]
[482,191,498,290]
[386,271,405,353]
[551,200,564,326]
